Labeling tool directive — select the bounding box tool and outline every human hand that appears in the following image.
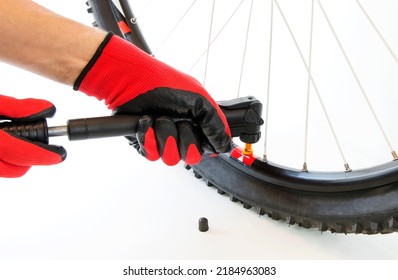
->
[74,33,231,166]
[0,95,66,178]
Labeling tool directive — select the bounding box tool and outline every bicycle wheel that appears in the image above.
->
[86,0,398,234]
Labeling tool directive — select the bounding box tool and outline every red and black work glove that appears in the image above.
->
[0,95,66,178]
[74,33,231,166]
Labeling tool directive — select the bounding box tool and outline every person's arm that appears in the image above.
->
[0,0,231,169]
[0,0,106,85]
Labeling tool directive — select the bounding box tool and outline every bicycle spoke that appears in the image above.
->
[263,0,274,162]
[237,0,254,98]
[203,0,216,86]
[355,0,397,64]
[274,0,350,171]
[317,0,397,161]
[188,0,246,74]
[302,0,315,172]
[154,0,199,54]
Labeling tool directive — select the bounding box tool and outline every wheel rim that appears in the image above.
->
[217,146,398,192]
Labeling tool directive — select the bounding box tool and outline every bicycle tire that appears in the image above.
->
[86,0,398,234]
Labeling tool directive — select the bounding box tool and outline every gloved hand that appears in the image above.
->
[74,33,231,166]
[0,95,66,178]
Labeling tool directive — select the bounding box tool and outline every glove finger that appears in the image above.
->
[0,131,66,166]
[154,117,180,166]
[0,160,30,178]
[177,121,203,165]
[0,95,56,121]
[116,89,232,154]
[135,115,160,161]
[197,101,232,154]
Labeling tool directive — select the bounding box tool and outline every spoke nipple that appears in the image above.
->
[344,163,352,173]
[262,154,267,162]
[392,151,398,161]
[302,162,308,172]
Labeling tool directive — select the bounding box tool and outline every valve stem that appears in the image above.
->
[243,143,253,156]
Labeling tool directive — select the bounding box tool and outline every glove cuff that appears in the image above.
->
[73,31,159,109]
[73,32,114,91]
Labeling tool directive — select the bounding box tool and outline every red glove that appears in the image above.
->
[74,33,231,166]
[0,95,66,178]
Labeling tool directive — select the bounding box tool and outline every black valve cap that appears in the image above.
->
[198,217,209,232]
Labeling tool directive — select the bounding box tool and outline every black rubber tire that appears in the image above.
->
[88,0,398,234]
[190,153,398,234]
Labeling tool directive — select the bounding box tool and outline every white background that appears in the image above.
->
[0,0,397,261]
